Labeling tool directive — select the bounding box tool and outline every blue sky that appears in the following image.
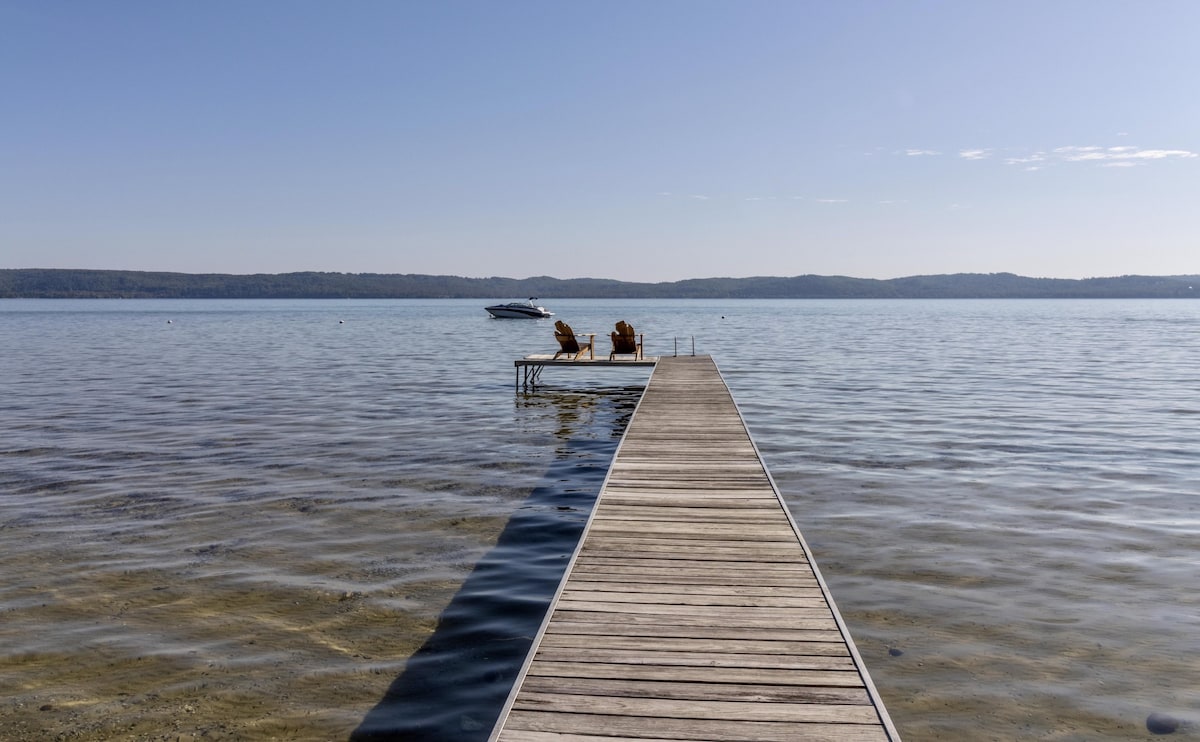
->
[3,1,1197,282]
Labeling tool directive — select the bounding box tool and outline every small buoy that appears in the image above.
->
[339,320,345,324]
[1147,712,1180,735]
[166,320,172,324]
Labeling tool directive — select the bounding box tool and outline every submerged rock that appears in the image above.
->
[1146,712,1180,735]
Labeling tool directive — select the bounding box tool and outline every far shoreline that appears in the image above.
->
[2,268,1198,300]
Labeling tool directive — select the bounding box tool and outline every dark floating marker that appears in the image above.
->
[1146,712,1180,735]
[887,647,904,657]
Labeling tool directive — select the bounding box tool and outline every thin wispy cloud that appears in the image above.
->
[902,143,1197,169]
[1005,153,1047,171]
[1003,151,1050,172]
[1009,145,1197,169]
[656,137,1193,209]
[1054,145,1198,162]
[657,193,848,203]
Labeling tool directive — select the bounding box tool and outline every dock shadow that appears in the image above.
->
[351,387,638,741]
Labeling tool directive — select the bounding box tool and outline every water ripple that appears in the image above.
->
[2,298,1198,740]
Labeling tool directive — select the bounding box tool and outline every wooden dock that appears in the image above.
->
[491,355,899,741]
[515,354,658,390]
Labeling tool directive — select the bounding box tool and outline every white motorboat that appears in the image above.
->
[484,298,554,319]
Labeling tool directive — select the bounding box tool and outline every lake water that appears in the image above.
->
[1,298,1197,741]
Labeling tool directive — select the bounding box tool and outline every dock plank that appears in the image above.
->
[491,355,898,741]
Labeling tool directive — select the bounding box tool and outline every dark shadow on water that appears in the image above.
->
[351,386,640,741]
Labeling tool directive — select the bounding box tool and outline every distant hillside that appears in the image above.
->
[1,269,1197,299]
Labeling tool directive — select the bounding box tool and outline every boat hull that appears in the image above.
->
[485,301,553,318]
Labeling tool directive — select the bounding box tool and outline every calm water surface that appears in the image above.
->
[1,298,1197,740]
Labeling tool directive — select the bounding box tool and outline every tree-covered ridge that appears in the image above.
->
[1,269,1197,299]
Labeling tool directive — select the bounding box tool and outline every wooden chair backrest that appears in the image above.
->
[554,320,580,352]
[611,321,638,352]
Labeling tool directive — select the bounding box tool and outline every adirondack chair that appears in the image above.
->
[609,320,643,360]
[553,320,593,360]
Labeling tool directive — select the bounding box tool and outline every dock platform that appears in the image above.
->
[515,354,659,390]
[491,355,898,741]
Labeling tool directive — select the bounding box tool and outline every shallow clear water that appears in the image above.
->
[1,298,1198,740]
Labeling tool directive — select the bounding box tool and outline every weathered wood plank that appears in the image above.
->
[557,589,832,609]
[597,497,782,509]
[567,559,816,575]
[502,711,889,742]
[571,559,815,572]
[555,580,825,597]
[579,545,806,561]
[537,633,850,655]
[590,516,795,531]
[530,647,856,671]
[513,693,881,724]
[551,599,835,621]
[544,620,843,643]
[580,543,799,556]
[566,566,815,582]
[516,674,873,705]
[524,662,867,688]
[592,507,786,522]
[548,610,841,631]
